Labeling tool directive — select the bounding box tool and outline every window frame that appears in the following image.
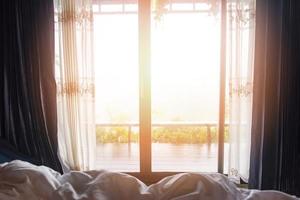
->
[139,0,227,182]
[92,0,227,183]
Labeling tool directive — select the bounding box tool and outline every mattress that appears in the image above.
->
[0,160,298,200]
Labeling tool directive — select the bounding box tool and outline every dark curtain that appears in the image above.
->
[249,0,300,196]
[0,0,62,172]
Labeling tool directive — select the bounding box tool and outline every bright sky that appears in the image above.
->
[94,11,221,124]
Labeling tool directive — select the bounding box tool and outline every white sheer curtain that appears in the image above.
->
[227,0,256,182]
[55,0,95,171]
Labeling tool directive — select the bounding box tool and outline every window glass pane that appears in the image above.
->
[94,8,139,172]
[151,3,225,172]
[171,3,194,11]
[101,4,123,12]
[125,4,138,12]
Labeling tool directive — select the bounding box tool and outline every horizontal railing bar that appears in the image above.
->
[94,0,211,4]
[93,0,244,4]
[96,122,229,127]
[93,10,214,15]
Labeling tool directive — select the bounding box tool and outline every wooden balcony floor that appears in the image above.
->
[95,143,229,173]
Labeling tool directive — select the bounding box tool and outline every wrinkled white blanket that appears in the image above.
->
[0,160,298,200]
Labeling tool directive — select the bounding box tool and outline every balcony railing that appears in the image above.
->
[96,122,228,144]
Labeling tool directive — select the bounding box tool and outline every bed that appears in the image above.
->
[0,160,298,200]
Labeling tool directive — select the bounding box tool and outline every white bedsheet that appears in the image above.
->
[0,160,298,200]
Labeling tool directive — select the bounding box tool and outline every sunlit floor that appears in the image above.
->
[95,143,229,173]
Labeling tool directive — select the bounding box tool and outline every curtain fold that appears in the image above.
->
[55,0,96,171]
[0,0,62,172]
[227,0,256,183]
[249,0,300,196]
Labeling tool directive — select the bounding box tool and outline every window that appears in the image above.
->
[93,0,229,176]
[94,4,139,172]
[151,4,221,172]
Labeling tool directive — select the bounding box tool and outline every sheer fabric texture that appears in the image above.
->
[227,0,256,182]
[55,0,95,171]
